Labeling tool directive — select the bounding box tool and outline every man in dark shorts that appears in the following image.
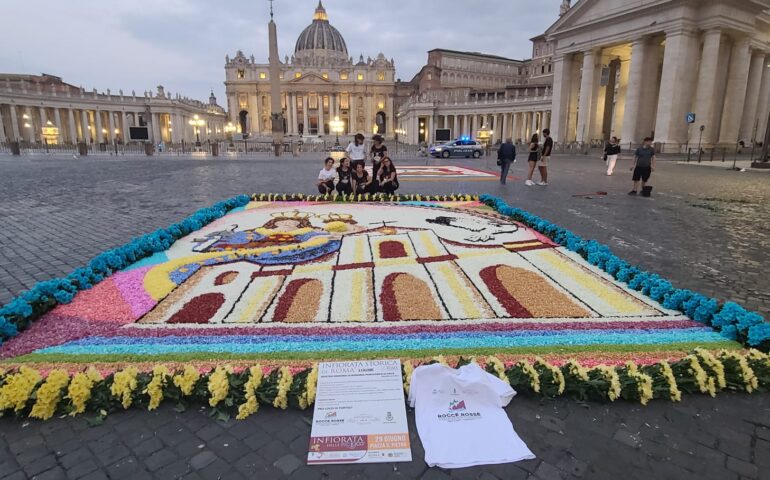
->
[629,137,656,195]
[539,128,553,186]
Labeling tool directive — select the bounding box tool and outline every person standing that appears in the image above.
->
[370,134,387,179]
[524,134,540,186]
[497,138,516,184]
[604,136,621,176]
[539,128,552,185]
[345,133,366,170]
[628,137,656,195]
[317,157,336,194]
[336,157,353,195]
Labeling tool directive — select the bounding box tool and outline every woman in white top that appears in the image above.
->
[317,157,336,194]
[345,133,366,170]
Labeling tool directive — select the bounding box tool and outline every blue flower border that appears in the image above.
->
[479,194,769,350]
[0,195,251,343]
[0,193,766,351]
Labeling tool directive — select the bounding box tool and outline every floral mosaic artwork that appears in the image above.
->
[1,194,768,419]
[365,165,499,182]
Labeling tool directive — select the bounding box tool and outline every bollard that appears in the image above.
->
[211,142,219,157]
[10,141,21,156]
[77,142,88,156]
[144,143,154,156]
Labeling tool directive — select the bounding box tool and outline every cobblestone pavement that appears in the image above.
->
[0,153,769,479]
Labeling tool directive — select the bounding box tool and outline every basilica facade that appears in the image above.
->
[224,1,396,139]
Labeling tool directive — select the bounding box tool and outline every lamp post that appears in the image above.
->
[188,114,206,147]
[330,116,344,147]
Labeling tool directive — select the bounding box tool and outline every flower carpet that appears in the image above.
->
[0,193,769,420]
[364,165,499,182]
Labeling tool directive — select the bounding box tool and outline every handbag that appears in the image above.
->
[496,159,503,166]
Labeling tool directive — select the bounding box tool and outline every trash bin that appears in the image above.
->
[144,143,154,156]
[10,141,20,156]
[211,142,219,156]
[77,142,88,156]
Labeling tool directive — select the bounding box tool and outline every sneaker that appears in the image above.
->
[525,180,535,186]
[628,190,637,195]
[536,181,548,186]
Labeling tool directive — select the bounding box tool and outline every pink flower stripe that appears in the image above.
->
[112,267,156,317]
[109,319,702,339]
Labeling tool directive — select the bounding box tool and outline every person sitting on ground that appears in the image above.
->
[604,136,621,176]
[346,133,367,171]
[317,157,336,194]
[371,134,387,179]
[524,134,541,186]
[352,162,372,195]
[629,137,656,195]
[377,157,399,194]
[336,157,353,195]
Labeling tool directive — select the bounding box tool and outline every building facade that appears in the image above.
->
[396,48,555,145]
[547,0,770,151]
[224,1,396,139]
[0,74,226,145]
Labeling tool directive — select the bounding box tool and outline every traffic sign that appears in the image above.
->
[686,113,696,124]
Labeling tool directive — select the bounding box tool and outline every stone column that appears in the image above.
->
[531,112,538,137]
[81,109,91,143]
[95,110,104,143]
[655,30,700,147]
[107,111,115,142]
[692,29,723,145]
[290,93,299,135]
[9,105,20,140]
[54,108,62,143]
[621,39,650,144]
[739,50,767,141]
[0,108,6,142]
[302,95,309,136]
[502,113,508,141]
[544,111,551,131]
[39,106,48,125]
[67,109,77,143]
[755,55,770,148]
[453,115,459,138]
[318,94,325,135]
[718,36,752,144]
[576,50,597,142]
[349,94,357,134]
[386,96,395,138]
[151,113,161,144]
[612,56,631,139]
[121,111,128,142]
[364,94,373,133]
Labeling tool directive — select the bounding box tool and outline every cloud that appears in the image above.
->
[0,0,562,102]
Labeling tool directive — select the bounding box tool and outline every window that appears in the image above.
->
[279,73,284,80]
[239,95,248,109]
[340,93,349,109]
[295,72,302,79]
[309,94,318,109]
[357,73,364,81]
[340,71,349,80]
[377,101,384,110]
[427,73,432,80]
[377,71,385,81]
[322,72,329,79]
[237,69,245,79]
[259,72,266,79]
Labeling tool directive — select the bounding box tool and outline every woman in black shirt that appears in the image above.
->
[370,134,387,179]
[377,157,399,194]
[352,162,371,195]
[603,136,621,176]
[336,157,353,194]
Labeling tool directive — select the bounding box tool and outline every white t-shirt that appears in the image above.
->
[408,363,535,469]
[318,168,336,182]
[345,142,366,160]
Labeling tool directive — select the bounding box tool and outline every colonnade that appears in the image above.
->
[550,29,770,150]
[399,110,551,145]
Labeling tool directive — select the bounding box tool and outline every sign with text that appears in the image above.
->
[308,360,411,465]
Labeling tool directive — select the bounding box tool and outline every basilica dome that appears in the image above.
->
[294,1,348,60]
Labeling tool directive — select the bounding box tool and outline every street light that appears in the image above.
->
[330,116,344,147]
[188,114,206,146]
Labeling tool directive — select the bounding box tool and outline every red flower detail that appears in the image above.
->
[479,266,532,318]
[379,241,408,259]
[168,293,226,324]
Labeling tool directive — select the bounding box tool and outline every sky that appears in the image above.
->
[0,0,563,104]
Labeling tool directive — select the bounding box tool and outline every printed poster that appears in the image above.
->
[308,359,412,464]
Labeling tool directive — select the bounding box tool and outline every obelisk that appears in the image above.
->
[268,0,284,156]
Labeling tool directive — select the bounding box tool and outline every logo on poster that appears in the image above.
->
[449,399,466,411]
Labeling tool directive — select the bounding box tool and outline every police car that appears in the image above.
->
[429,138,484,158]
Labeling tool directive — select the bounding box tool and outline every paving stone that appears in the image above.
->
[189,450,217,470]
[21,454,56,477]
[726,455,758,478]
[533,460,564,480]
[143,448,178,472]
[153,458,191,479]
[105,456,143,479]
[612,429,642,449]
[65,459,100,479]
[132,437,163,457]
[33,466,67,480]
[273,453,303,475]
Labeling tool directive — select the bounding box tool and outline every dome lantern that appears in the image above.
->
[294,1,348,63]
